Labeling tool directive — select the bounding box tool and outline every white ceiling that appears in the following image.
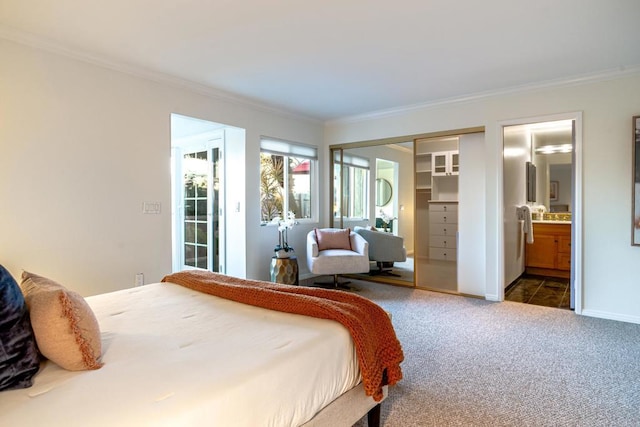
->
[2,0,639,121]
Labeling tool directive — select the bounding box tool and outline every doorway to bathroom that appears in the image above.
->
[501,112,583,312]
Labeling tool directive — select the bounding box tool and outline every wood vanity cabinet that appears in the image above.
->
[525,222,571,278]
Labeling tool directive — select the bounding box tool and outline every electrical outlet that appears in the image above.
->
[135,273,144,287]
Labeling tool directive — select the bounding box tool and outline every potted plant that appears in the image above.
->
[379,210,397,233]
[272,211,297,258]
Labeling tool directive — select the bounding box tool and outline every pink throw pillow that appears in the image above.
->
[20,271,103,371]
[314,228,352,251]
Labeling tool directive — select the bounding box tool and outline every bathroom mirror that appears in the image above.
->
[375,178,392,206]
[526,162,536,202]
[632,116,640,246]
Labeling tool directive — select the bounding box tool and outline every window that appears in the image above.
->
[334,152,370,219]
[260,138,317,223]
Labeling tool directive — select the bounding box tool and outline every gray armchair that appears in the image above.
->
[354,226,407,276]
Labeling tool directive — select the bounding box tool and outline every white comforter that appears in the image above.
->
[0,282,361,426]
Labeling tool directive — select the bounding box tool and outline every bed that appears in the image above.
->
[1,270,403,426]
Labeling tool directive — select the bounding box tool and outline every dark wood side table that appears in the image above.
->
[270,255,299,285]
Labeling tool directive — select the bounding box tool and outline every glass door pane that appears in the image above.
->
[211,147,221,272]
[451,152,460,174]
[183,151,209,269]
[180,144,222,272]
[433,153,447,175]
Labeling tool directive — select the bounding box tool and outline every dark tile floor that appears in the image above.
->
[505,274,571,310]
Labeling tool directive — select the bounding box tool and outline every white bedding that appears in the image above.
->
[0,282,361,426]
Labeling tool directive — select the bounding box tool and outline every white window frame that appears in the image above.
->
[260,137,318,224]
[334,151,370,221]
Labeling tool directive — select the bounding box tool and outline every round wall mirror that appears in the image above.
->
[375,178,392,206]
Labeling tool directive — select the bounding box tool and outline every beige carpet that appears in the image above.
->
[347,279,640,427]
[350,258,415,284]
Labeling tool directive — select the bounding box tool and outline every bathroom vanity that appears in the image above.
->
[525,221,571,279]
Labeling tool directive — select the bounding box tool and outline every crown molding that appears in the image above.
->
[326,64,640,126]
[0,24,321,125]
[4,23,639,129]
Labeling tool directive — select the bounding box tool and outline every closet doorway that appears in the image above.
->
[414,136,459,292]
[329,126,485,296]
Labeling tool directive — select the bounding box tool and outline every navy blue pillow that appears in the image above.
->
[0,265,40,391]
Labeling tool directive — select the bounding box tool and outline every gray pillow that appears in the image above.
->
[0,264,40,391]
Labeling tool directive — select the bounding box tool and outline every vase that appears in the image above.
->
[276,249,291,258]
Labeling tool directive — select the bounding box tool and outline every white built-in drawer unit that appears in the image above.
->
[429,235,456,249]
[429,202,458,213]
[428,201,458,262]
[428,211,458,225]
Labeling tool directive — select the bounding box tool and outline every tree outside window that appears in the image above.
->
[260,150,314,223]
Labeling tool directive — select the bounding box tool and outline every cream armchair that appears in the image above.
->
[354,226,407,276]
[306,228,370,289]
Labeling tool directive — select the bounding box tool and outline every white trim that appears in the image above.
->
[572,114,584,314]
[581,309,640,325]
[0,24,320,125]
[485,293,501,302]
[496,111,583,314]
[327,67,640,126]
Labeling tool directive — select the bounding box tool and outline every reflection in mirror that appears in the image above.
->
[530,121,573,214]
[633,116,640,246]
[375,178,392,206]
[330,143,414,286]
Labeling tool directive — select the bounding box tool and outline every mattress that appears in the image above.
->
[0,282,362,426]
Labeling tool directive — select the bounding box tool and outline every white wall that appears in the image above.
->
[325,72,640,323]
[0,39,323,295]
[223,126,248,278]
[458,133,486,296]
[503,126,530,286]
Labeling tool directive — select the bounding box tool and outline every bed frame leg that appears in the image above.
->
[367,403,381,427]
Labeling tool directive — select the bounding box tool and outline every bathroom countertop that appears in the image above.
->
[532,220,571,225]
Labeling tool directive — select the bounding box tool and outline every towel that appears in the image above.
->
[520,205,534,244]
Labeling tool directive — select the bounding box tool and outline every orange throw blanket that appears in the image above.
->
[161,271,403,401]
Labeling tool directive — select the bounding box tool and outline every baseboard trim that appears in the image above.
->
[580,309,640,325]
[485,293,500,302]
